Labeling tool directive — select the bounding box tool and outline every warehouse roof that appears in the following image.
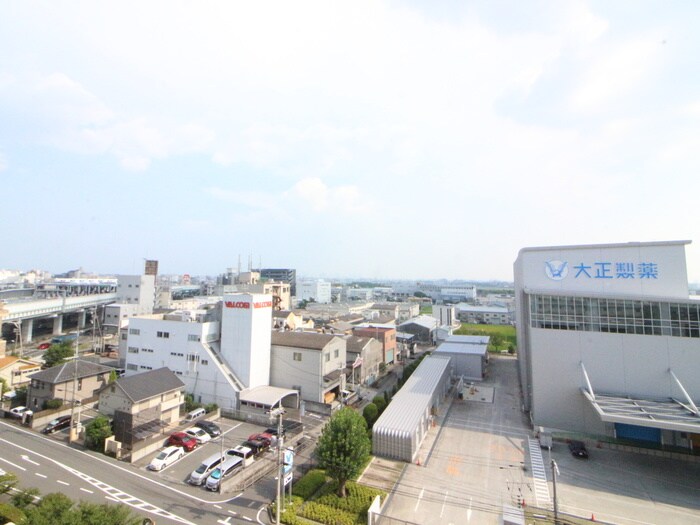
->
[373,355,451,437]
[435,342,488,356]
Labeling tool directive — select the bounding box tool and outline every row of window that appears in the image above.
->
[530,294,700,338]
[129,328,201,342]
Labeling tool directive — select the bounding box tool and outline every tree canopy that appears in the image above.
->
[43,342,75,368]
[315,408,371,497]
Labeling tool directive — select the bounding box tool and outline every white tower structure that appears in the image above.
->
[220,293,273,388]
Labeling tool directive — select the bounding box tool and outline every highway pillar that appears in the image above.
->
[53,314,63,335]
[21,319,33,344]
[77,309,86,331]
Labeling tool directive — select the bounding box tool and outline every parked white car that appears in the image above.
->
[185,426,212,444]
[148,446,184,471]
[9,406,32,418]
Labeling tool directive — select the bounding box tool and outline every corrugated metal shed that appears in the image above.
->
[372,355,451,462]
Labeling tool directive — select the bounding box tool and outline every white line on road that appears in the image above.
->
[228,510,237,515]
[440,491,448,518]
[57,480,70,486]
[0,457,26,471]
[35,473,47,478]
[21,455,40,466]
[467,496,472,523]
[80,487,94,494]
[414,488,424,511]
[243,517,252,522]
[214,504,222,509]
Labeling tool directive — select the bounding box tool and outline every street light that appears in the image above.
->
[9,321,23,358]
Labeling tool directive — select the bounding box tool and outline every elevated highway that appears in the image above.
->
[0,293,117,344]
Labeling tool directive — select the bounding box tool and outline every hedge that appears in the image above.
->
[292,469,327,499]
[316,481,385,514]
[298,502,356,525]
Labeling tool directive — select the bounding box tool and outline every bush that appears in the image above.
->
[43,398,63,410]
[85,416,113,451]
[371,396,386,413]
[298,501,356,525]
[362,403,378,428]
[204,403,218,413]
[292,469,327,499]
[0,502,26,525]
[316,481,385,514]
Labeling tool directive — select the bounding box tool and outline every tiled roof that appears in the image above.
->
[112,367,185,403]
[28,360,113,384]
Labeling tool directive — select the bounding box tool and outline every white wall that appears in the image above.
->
[220,293,272,388]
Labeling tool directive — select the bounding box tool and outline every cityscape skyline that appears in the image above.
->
[2,2,700,282]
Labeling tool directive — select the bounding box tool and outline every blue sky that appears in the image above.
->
[2,1,700,282]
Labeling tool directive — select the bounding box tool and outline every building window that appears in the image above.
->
[170,352,184,357]
[142,348,154,353]
[129,328,140,335]
[77,379,82,391]
[325,352,330,362]
[293,352,302,362]
[140,365,153,370]
[157,331,170,339]
[334,349,339,359]
[127,364,138,371]
[128,347,139,353]
[188,334,200,342]
[201,360,208,365]
[121,333,127,340]
[187,354,200,362]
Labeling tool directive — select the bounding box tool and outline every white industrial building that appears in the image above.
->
[298,279,332,304]
[122,293,286,409]
[372,355,452,462]
[433,335,489,381]
[456,304,513,325]
[515,240,700,450]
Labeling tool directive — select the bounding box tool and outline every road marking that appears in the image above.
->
[528,438,551,508]
[80,487,94,494]
[217,518,232,524]
[214,504,222,509]
[242,517,252,522]
[228,510,237,515]
[21,455,40,466]
[467,496,472,522]
[35,473,47,478]
[0,457,26,471]
[440,491,448,518]
[57,480,70,486]
[414,488,424,511]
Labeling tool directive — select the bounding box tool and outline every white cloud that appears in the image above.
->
[0,152,6,172]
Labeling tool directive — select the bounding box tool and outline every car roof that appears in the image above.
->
[162,445,181,454]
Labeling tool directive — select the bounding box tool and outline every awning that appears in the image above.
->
[581,390,700,433]
[240,385,300,409]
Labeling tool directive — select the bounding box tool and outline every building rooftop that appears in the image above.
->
[271,331,337,350]
[111,367,185,403]
[29,360,113,384]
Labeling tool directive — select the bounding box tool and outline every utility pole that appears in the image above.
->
[551,459,560,525]
[69,331,80,442]
[272,406,284,525]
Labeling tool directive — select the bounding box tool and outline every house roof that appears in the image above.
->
[344,335,373,352]
[110,367,185,403]
[272,310,293,318]
[29,360,114,384]
[271,331,337,350]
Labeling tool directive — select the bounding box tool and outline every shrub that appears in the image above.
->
[0,502,26,525]
[371,396,386,413]
[316,481,385,514]
[204,403,218,413]
[298,501,356,525]
[43,398,63,410]
[292,469,327,499]
[362,403,378,428]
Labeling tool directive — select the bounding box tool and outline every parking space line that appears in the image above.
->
[35,473,47,478]
[57,480,70,486]
[414,488,424,511]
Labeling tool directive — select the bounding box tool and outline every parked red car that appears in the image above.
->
[168,432,198,452]
[247,432,274,446]
[37,343,51,350]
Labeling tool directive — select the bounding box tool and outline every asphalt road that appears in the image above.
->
[0,412,326,525]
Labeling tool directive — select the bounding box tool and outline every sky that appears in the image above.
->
[1,1,700,283]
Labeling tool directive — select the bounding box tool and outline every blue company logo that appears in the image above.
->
[544,260,568,281]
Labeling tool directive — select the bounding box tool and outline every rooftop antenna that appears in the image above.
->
[237,255,241,276]
[248,253,252,272]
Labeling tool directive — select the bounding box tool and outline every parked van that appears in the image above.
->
[226,445,254,467]
[205,456,242,491]
[185,408,206,422]
[188,453,224,486]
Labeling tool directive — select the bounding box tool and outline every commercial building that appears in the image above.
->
[456,304,513,325]
[433,335,489,380]
[298,279,332,304]
[515,240,700,449]
[256,268,297,296]
[398,315,438,344]
[352,325,397,364]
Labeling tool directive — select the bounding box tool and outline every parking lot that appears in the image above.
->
[379,355,700,525]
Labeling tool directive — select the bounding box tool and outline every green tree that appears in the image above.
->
[362,403,378,428]
[108,369,118,383]
[315,408,371,498]
[11,487,40,509]
[85,415,113,451]
[23,492,140,525]
[0,377,8,397]
[76,501,141,525]
[413,291,427,298]
[23,492,74,525]
[43,342,74,368]
[0,502,26,525]
[0,470,18,494]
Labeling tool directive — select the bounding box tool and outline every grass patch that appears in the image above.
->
[419,305,432,314]
[453,323,516,352]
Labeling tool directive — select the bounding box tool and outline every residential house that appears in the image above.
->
[344,335,382,387]
[352,325,397,364]
[27,360,113,411]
